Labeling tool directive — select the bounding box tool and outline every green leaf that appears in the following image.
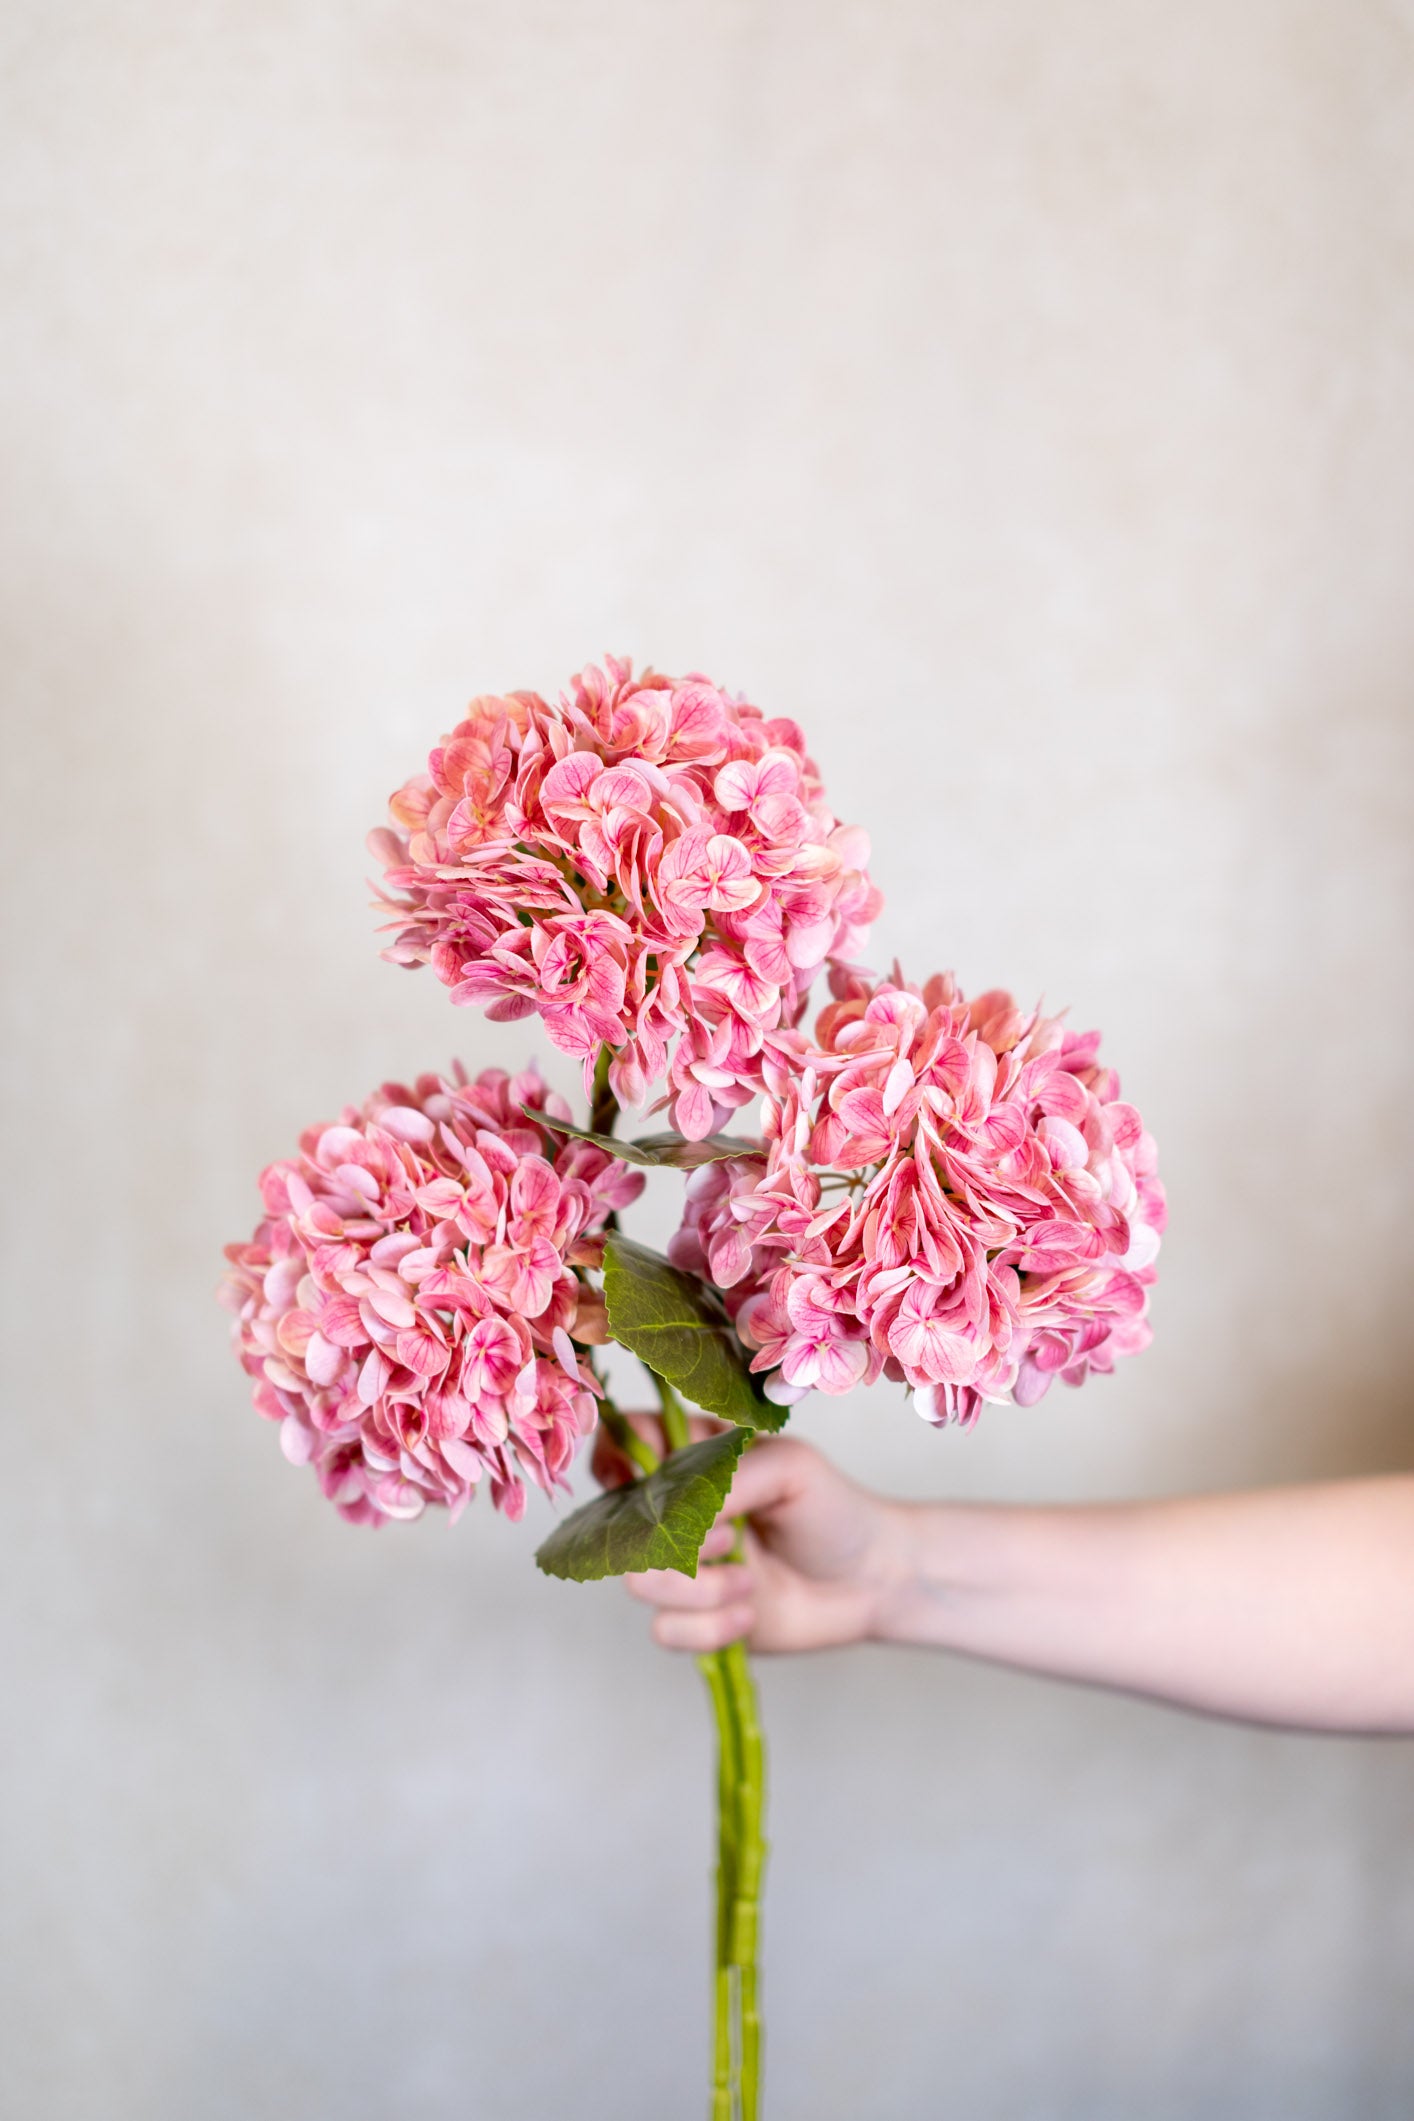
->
[625,1131,764,1168]
[520,1106,760,1169]
[602,1234,786,1432]
[535,1428,748,1581]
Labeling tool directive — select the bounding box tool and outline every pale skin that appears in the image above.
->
[597,1425,1414,1735]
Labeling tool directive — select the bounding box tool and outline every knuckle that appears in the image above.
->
[715,1603,752,1647]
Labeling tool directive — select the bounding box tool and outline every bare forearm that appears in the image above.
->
[876,1476,1414,1733]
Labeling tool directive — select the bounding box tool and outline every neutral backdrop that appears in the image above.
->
[5,4,1414,2117]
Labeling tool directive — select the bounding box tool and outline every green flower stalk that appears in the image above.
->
[648,1378,767,2121]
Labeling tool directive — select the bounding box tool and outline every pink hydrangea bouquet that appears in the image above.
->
[222,658,1164,2119]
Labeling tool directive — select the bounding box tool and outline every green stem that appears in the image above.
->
[696,1532,766,2118]
[699,1647,740,2118]
[597,1393,660,1480]
[634,1292,767,2110]
[581,1036,759,2110]
[651,1373,752,2112]
[696,1636,767,2120]
[723,1638,766,2121]
[590,1043,618,1138]
[650,1371,693,1455]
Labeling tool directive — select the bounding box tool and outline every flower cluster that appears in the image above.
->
[671,971,1165,1425]
[220,1067,642,1525]
[369,658,881,1138]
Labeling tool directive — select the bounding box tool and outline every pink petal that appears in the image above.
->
[275,1308,317,1359]
[262,1256,303,1311]
[780,1339,822,1388]
[882,1055,914,1116]
[376,1104,436,1143]
[815,1338,869,1394]
[395,1327,449,1378]
[357,1346,390,1405]
[673,1079,716,1141]
[415,1176,466,1219]
[371,1476,427,1521]
[304,1332,344,1388]
[280,1414,315,1465]
[440,1436,485,1482]
[366,1285,417,1329]
[1011,1359,1054,1407]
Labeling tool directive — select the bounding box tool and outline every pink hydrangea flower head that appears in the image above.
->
[369,658,883,1137]
[220,1065,643,1526]
[678,969,1164,1422]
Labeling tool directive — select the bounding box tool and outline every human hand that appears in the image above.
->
[593,1418,908,1655]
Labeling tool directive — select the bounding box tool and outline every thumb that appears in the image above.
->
[717,1435,816,1530]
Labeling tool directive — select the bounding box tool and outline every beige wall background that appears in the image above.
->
[5,3,1414,2116]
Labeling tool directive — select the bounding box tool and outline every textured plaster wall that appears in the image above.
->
[4,4,1414,2116]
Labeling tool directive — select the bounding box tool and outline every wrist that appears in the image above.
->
[861,1498,933,1646]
